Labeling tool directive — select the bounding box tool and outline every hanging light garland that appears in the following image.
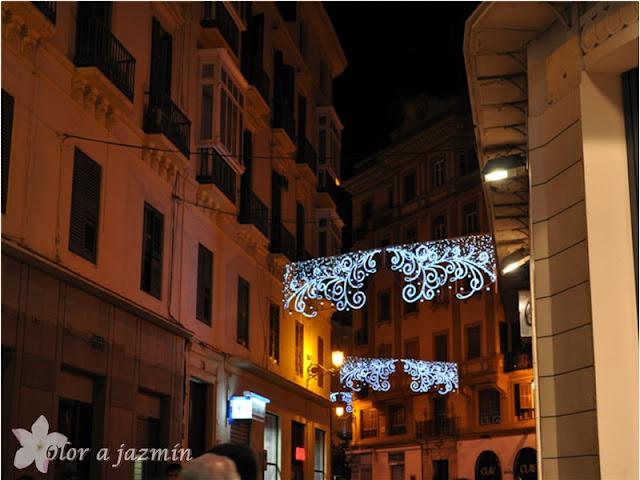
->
[338,356,458,395]
[282,234,496,317]
[329,391,354,413]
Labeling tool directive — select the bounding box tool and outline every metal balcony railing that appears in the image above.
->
[272,100,296,144]
[416,418,457,439]
[144,90,191,158]
[75,18,136,101]
[202,1,240,56]
[239,190,269,238]
[503,351,533,372]
[296,138,318,174]
[270,223,296,261]
[197,148,237,203]
[32,1,56,24]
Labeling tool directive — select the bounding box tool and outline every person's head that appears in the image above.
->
[165,462,182,479]
[17,476,35,480]
[180,454,239,480]
[208,443,257,480]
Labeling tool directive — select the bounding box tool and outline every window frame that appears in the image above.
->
[388,404,406,436]
[466,324,482,360]
[360,408,378,439]
[140,202,164,299]
[196,244,214,325]
[236,276,250,347]
[478,388,501,425]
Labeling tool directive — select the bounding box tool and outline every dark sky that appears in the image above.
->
[324,2,479,180]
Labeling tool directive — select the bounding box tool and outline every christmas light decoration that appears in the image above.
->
[386,234,496,302]
[339,357,397,392]
[283,249,381,317]
[329,391,354,413]
[400,359,459,395]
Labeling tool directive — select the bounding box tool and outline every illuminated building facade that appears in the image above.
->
[342,110,536,480]
[1,2,345,479]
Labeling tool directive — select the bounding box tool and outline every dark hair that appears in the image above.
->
[165,463,182,474]
[17,476,35,480]
[208,443,257,480]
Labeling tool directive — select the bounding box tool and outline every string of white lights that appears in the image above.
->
[329,391,354,413]
[400,359,459,394]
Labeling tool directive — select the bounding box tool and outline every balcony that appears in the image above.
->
[32,1,56,23]
[416,418,457,439]
[270,223,296,261]
[201,2,240,57]
[503,351,533,372]
[239,190,269,238]
[272,100,296,148]
[144,90,191,158]
[242,59,270,107]
[197,148,237,204]
[296,138,318,175]
[74,18,136,101]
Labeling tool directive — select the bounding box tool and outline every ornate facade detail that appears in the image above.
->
[71,74,120,129]
[339,357,397,392]
[580,2,639,54]
[400,359,459,395]
[283,249,381,317]
[386,234,496,303]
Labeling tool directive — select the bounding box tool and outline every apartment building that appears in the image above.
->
[342,109,535,480]
[1,2,345,479]
[465,3,638,479]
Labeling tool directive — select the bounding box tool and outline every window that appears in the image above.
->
[377,290,391,323]
[404,225,417,244]
[296,202,305,260]
[268,303,280,363]
[433,158,446,188]
[295,322,304,377]
[69,149,102,263]
[389,452,405,480]
[317,337,325,388]
[150,18,172,95]
[2,89,14,213]
[141,203,164,298]
[462,202,478,234]
[515,383,535,420]
[236,277,250,347]
[220,67,244,158]
[435,333,448,361]
[467,325,481,359]
[196,244,213,325]
[458,150,478,176]
[403,171,416,202]
[360,409,378,438]
[58,397,93,479]
[291,421,305,480]
[189,379,208,457]
[433,459,449,480]
[314,429,326,480]
[265,413,280,480]
[388,405,406,435]
[432,215,447,240]
[404,338,419,359]
[377,343,392,358]
[479,389,501,425]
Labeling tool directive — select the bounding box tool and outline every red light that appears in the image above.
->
[295,447,306,461]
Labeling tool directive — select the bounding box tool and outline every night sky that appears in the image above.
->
[324,2,479,180]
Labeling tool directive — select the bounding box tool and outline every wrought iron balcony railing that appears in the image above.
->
[239,190,269,238]
[503,351,533,372]
[416,418,457,439]
[270,223,296,261]
[144,90,191,158]
[32,1,56,24]
[197,148,237,203]
[296,138,318,174]
[202,1,240,56]
[75,18,136,101]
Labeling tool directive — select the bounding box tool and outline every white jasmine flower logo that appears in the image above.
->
[12,415,68,473]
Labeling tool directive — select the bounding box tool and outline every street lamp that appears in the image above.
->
[502,247,530,274]
[307,350,345,386]
[483,154,526,183]
[335,406,345,417]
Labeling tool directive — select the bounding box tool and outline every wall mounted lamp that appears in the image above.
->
[483,154,527,183]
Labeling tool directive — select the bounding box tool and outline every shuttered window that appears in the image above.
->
[236,277,250,347]
[268,302,280,363]
[69,149,102,263]
[196,244,213,325]
[140,203,164,298]
[2,90,15,213]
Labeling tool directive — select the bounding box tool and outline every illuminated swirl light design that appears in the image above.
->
[386,234,496,303]
[283,249,381,318]
[400,359,459,395]
[329,391,354,413]
[339,357,397,392]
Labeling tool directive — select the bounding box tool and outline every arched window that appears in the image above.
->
[475,450,501,480]
[513,447,537,480]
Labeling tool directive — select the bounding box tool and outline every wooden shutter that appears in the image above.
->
[2,89,14,213]
[230,419,251,445]
[196,244,213,324]
[69,148,102,263]
[141,203,163,298]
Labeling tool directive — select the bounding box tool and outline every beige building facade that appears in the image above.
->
[2,2,345,479]
[465,2,638,479]
[343,112,535,480]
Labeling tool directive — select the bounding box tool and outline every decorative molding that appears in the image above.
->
[386,234,496,303]
[1,3,54,53]
[400,359,459,395]
[283,248,381,317]
[580,2,639,54]
[339,357,397,392]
